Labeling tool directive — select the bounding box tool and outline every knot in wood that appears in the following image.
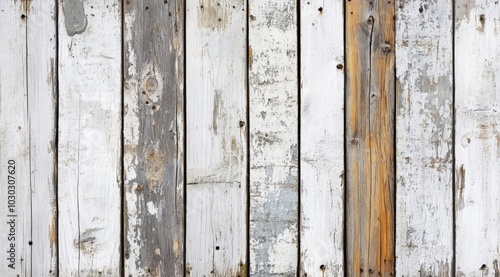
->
[145,77,158,92]
[381,43,392,53]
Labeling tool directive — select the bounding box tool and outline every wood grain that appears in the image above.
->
[455,1,500,275]
[123,1,185,276]
[395,0,454,275]
[299,0,344,276]
[346,0,395,275]
[0,1,30,275]
[186,0,247,275]
[249,0,299,275]
[58,0,122,275]
[28,0,58,275]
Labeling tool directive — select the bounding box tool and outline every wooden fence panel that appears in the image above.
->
[395,0,454,275]
[185,0,248,275]
[0,1,30,275]
[58,0,122,275]
[123,0,185,276]
[455,1,500,275]
[299,0,344,275]
[27,1,58,275]
[249,0,299,275]
[346,0,396,275]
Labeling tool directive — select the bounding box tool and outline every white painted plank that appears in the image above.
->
[58,0,122,275]
[0,1,30,276]
[299,0,344,276]
[455,1,500,275]
[395,0,454,275]
[27,1,58,276]
[249,1,299,275]
[123,1,185,276]
[186,0,248,275]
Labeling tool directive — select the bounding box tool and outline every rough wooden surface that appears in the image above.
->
[249,0,299,275]
[185,0,247,275]
[123,1,185,276]
[299,0,344,276]
[455,1,500,275]
[58,0,122,275]
[0,1,30,275]
[395,0,454,275]
[346,0,396,275]
[28,1,58,275]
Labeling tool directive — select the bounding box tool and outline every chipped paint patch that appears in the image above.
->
[62,0,87,36]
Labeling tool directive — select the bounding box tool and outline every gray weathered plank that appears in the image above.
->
[299,0,345,275]
[346,0,396,275]
[395,0,454,275]
[123,1,185,276]
[0,1,30,275]
[27,0,58,275]
[58,0,122,275]
[249,0,299,275]
[455,1,500,275]
[185,0,248,275]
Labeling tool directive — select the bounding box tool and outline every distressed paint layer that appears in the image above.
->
[249,0,299,275]
[186,0,247,274]
[61,0,87,36]
[455,1,500,275]
[299,0,345,276]
[395,0,454,275]
[346,0,396,275]
[123,0,185,276]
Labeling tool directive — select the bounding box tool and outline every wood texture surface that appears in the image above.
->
[0,1,30,275]
[395,0,454,275]
[249,0,299,275]
[28,1,59,275]
[299,0,344,276]
[185,0,248,275]
[123,1,185,276]
[346,0,396,275]
[58,0,122,275]
[455,1,500,275]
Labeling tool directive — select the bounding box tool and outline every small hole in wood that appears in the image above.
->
[28,241,32,245]
[320,264,326,270]
[318,7,323,12]
[145,6,149,10]
[337,64,343,69]
[145,101,149,105]
[152,105,156,110]
[21,14,26,19]
[215,246,220,250]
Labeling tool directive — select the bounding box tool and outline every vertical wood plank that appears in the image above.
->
[123,1,185,276]
[395,0,454,275]
[185,0,247,275]
[0,1,30,276]
[299,0,344,276]
[345,0,395,275]
[27,0,58,275]
[58,0,122,275]
[249,1,299,275]
[455,1,500,275]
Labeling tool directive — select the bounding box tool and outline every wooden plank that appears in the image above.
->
[345,0,395,275]
[27,0,58,275]
[248,0,298,275]
[58,0,122,275]
[455,1,500,275]
[185,0,247,275]
[123,1,185,276]
[0,1,30,275]
[395,0,454,275]
[299,0,344,276]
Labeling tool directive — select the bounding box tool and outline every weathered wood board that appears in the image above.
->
[0,1,31,275]
[299,0,345,276]
[455,1,500,275]
[249,0,299,275]
[58,0,122,275]
[27,1,59,275]
[346,0,396,275]
[123,1,185,276]
[185,0,248,275]
[395,0,454,275]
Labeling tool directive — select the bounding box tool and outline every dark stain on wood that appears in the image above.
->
[346,0,395,275]
[457,165,465,209]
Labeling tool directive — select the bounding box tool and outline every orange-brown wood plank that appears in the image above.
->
[346,0,395,276]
